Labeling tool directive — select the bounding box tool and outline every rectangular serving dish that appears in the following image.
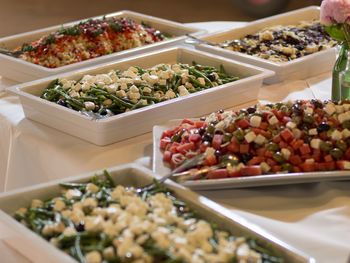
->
[0,10,203,82]
[153,120,350,191]
[193,6,337,84]
[0,163,313,263]
[7,47,273,146]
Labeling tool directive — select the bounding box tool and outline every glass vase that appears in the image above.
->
[332,43,349,100]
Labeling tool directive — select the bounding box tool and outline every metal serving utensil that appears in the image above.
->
[137,154,206,193]
[185,34,243,48]
[0,47,23,58]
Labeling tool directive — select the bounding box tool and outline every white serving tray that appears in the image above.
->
[193,6,337,84]
[7,47,273,146]
[153,119,350,191]
[0,163,313,263]
[0,10,203,82]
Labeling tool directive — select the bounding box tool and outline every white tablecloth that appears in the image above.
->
[0,21,349,263]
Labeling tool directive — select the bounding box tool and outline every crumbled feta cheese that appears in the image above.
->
[197,77,206,86]
[304,107,313,115]
[310,138,321,149]
[325,103,336,115]
[103,99,113,106]
[129,85,139,93]
[53,199,66,212]
[308,128,318,136]
[260,162,271,173]
[85,216,104,232]
[254,134,266,145]
[286,121,296,129]
[85,251,102,263]
[116,90,126,98]
[268,115,279,125]
[305,158,315,164]
[335,105,344,114]
[281,148,291,160]
[244,131,256,143]
[343,128,350,138]
[331,130,343,141]
[31,199,43,208]
[148,75,159,85]
[292,128,302,139]
[250,115,262,128]
[86,183,99,193]
[178,85,190,96]
[107,84,118,94]
[63,227,77,237]
[165,89,176,99]
[84,101,95,111]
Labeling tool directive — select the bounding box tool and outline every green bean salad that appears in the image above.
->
[40,63,239,118]
[14,172,282,263]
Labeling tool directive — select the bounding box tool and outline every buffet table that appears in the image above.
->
[0,22,349,263]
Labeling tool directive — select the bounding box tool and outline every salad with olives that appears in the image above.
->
[160,100,350,180]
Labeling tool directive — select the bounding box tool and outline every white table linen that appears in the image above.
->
[0,22,348,263]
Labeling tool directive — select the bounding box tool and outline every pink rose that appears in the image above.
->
[320,0,350,25]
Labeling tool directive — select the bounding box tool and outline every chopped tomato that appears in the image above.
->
[290,155,302,165]
[271,165,281,173]
[194,121,206,128]
[160,137,172,150]
[181,119,194,125]
[163,151,172,162]
[204,154,217,166]
[240,165,262,176]
[248,156,265,165]
[189,133,201,143]
[280,128,294,142]
[207,169,229,179]
[299,162,316,172]
[290,139,304,150]
[236,119,250,129]
[176,142,195,154]
[212,134,223,150]
[324,154,333,163]
[227,139,240,153]
[239,144,249,154]
[299,144,311,155]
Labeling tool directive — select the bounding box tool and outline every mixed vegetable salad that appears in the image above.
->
[160,100,350,180]
[15,17,169,68]
[41,63,239,118]
[14,172,282,263]
[217,21,336,63]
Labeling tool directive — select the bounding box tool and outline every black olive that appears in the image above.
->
[246,107,256,114]
[317,122,331,133]
[202,133,213,142]
[215,130,224,135]
[241,153,252,164]
[76,222,85,232]
[218,109,224,113]
[207,73,216,81]
[214,150,222,157]
[203,141,211,146]
[311,99,323,109]
[100,109,108,115]
[57,99,66,107]
[198,127,206,136]
[292,104,303,115]
[199,116,206,121]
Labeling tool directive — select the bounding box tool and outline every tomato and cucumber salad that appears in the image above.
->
[160,100,350,180]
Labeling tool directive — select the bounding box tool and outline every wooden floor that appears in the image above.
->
[0,0,320,37]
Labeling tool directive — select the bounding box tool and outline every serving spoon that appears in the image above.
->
[137,154,206,193]
[0,47,23,58]
[185,34,243,48]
